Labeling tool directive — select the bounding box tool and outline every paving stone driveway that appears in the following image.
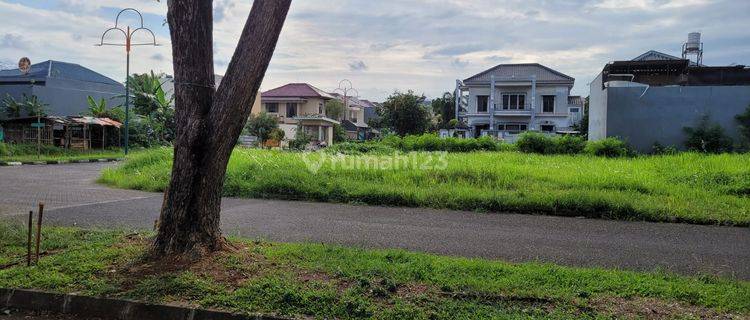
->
[0,163,152,217]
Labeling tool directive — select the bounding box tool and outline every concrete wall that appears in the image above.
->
[603,85,750,152]
[588,72,607,141]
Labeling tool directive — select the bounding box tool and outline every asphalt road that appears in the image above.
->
[1,163,748,280]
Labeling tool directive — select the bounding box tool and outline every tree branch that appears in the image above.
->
[211,0,292,153]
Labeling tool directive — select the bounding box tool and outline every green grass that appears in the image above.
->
[0,222,747,319]
[0,143,123,162]
[100,147,750,226]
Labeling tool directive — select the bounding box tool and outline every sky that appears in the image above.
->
[1,0,749,101]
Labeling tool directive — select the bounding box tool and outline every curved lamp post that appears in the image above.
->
[334,79,358,121]
[96,8,159,155]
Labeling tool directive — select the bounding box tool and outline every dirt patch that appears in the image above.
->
[590,296,746,320]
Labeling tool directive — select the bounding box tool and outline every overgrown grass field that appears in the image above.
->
[1,222,748,319]
[99,147,750,226]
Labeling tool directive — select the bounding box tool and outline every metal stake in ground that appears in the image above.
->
[27,210,33,267]
[35,203,44,263]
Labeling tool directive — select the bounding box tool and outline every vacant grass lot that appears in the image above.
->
[99,148,750,226]
[0,222,748,319]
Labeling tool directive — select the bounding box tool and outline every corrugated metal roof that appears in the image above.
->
[0,60,122,86]
[464,63,574,84]
[262,83,334,99]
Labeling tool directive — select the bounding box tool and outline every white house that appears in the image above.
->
[455,63,583,140]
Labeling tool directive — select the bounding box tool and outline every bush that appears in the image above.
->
[288,128,313,151]
[585,138,632,157]
[555,135,587,154]
[325,142,397,155]
[0,142,8,157]
[516,132,557,154]
[683,117,733,153]
[651,142,679,155]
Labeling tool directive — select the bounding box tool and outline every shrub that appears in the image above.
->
[736,105,750,150]
[683,117,733,153]
[651,142,679,155]
[0,142,8,157]
[325,142,397,155]
[555,135,587,154]
[288,128,313,151]
[516,132,557,154]
[585,138,632,157]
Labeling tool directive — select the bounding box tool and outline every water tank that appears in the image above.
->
[686,32,701,51]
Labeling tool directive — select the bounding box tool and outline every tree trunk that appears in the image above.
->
[153,0,291,257]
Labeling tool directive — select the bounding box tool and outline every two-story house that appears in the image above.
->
[254,83,340,146]
[330,93,371,140]
[456,63,583,139]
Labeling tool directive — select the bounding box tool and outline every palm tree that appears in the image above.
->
[2,94,22,118]
[23,94,47,117]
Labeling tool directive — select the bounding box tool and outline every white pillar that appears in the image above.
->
[454,80,461,121]
[530,75,537,131]
[318,125,323,142]
[489,75,496,133]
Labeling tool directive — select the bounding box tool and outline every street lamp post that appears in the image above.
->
[335,79,358,122]
[96,8,159,155]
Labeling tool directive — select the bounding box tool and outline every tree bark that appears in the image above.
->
[153,0,291,257]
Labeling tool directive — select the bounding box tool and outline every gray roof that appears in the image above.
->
[0,60,122,86]
[632,50,702,66]
[464,63,574,84]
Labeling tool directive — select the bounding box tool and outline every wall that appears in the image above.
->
[588,72,608,141]
[604,85,750,152]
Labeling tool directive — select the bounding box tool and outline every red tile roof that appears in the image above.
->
[262,83,334,99]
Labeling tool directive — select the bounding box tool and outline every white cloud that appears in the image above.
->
[1,0,748,101]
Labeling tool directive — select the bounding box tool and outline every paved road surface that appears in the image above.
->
[1,163,748,280]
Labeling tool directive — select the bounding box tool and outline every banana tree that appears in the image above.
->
[2,94,22,118]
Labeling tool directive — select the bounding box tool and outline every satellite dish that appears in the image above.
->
[18,57,31,75]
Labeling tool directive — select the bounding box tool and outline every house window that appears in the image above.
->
[569,107,580,113]
[477,95,489,112]
[542,95,555,113]
[265,103,278,113]
[350,110,358,123]
[499,123,528,134]
[319,102,324,114]
[541,125,555,132]
[502,94,525,110]
[286,103,297,117]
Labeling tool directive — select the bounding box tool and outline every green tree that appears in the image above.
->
[244,112,279,144]
[86,96,124,121]
[377,90,431,136]
[571,96,589,137]
[431,92,455,129]
[736,105,750,149]
[123,71,175,144]
[2,94,23,118]
[325,99,345,121]
[22,94,47,117]
[332,123,347,143]
[683,116,734,153]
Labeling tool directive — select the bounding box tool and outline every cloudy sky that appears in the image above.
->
[1,0,748,101]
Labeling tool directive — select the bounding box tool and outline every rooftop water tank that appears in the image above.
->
[686,32,701,51]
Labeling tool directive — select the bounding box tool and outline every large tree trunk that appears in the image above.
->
[153,0,291,257]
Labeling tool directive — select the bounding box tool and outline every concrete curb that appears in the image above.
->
[0,158,121,166]
[0,288,292,320]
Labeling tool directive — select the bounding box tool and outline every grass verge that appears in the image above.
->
[99,147,750,226]
[0,222,748,319]
[0,143,123,163]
